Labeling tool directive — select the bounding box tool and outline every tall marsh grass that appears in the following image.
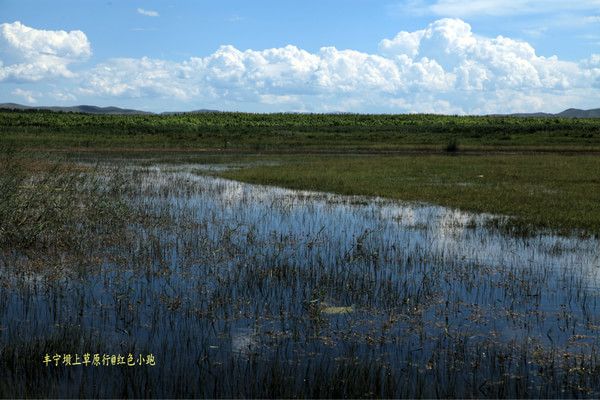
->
[0,147,128,254]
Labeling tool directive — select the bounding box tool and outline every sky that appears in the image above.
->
[0,0,599,114]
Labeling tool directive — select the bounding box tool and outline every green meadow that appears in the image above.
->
[2,109,600,151]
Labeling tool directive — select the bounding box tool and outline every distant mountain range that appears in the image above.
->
[0,102,155,115]
[1,102,599,118]
[502,108,600,118]
[0,103,221,115]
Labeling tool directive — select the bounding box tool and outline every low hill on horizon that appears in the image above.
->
[0,103,152,115]
[1,102,599,118]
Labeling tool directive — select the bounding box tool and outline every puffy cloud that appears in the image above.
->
[315,47,401,93]
[378,18,588,92]
[11,88,37,103]
[584,54,600,67]
[380,31,425,58]
[3,19,600,113]
[584,55,600,88]
[82,57,199,100]
[81,41,456,107]
[0,21,90,82]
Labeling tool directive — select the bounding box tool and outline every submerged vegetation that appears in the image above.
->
[1,162,600,397]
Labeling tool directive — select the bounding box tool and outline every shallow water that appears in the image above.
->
[1,163,600,398]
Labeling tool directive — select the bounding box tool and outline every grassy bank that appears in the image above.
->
[221,153,600,235]
[21,148,597,235]
[2,109,600,150]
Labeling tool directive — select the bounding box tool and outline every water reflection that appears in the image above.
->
[1,163,599,398]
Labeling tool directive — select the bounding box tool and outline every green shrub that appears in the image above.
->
[445,138,459,152]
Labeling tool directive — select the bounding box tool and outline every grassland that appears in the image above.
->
[2,109,600,150]
[2,109,600,234]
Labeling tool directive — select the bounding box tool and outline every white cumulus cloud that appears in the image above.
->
[82,57,200,100]
[3,19,600,113]
[78,18,599,113]
[11,88,37,103]
[0,21,91,82]
[379,18,585,92]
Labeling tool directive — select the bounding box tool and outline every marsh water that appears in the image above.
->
[1,162,600,398]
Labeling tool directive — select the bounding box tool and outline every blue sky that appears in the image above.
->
[1,0,599,113]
